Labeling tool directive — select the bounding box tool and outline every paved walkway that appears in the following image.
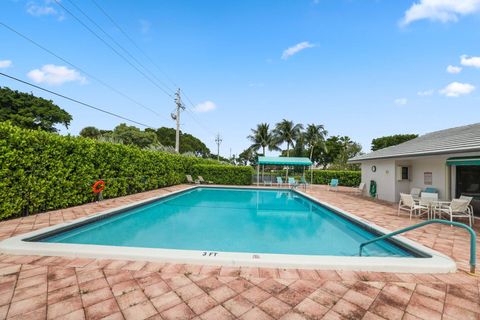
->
[0,185,478,320]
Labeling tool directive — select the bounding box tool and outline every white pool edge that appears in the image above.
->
[0,185,457,273]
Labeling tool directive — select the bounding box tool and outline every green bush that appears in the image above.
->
[192,164,254,185]
[308,170,361,187]
[0,122,243,219]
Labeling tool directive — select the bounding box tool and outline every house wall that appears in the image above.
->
[358,151,480,203]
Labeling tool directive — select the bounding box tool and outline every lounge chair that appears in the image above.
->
[398,193,429,219]
[288,177,298,188]
[355,182,366,195]
[276,177,284,187]
[186,175,199,184]
[198,176,213,184]
[434,198,472,226]
[328,179,339,191]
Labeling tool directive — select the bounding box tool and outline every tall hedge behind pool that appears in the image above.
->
[0,122,250,219]
[192,164,254,185]
[309,170,361,186]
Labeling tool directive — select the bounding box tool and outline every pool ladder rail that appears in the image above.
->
[358,219,477,275]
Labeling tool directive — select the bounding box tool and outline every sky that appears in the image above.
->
[1,0,480,157]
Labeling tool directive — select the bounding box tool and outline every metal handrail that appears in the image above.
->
[359,219,477,274]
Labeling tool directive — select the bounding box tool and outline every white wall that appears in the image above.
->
[360,160,397,202]
[357,151,480,203]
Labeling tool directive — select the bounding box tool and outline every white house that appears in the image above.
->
[349,123,480,217]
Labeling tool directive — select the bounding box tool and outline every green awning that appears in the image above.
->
[446,156,480,166]
[258,156,312,166]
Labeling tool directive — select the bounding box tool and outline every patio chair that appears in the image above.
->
[419,192,438,219]
[328,179,339,191]
[263,175,273,186]
[355,182,366,195]
[300,176,308,188]
[198,176,213,184]
[288,177,298,188]
[276,177,284,187]
[434,198,472,226]
[186,175,200,184]
[410,188,422,199]
[460,195,475,225]
[398,193,429,219]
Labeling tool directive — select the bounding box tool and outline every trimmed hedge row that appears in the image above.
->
[192,164,254,185]
[0,123,249,220]
[308,170,361,187]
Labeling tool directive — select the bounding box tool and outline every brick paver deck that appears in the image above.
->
[0,184,478,319]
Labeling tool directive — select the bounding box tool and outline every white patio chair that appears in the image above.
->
[419,192,438,219]
[435,199,472,227]
[355,182,366,195]
[410,188,422,199]
[460,195,475,225]
[398,193,429,220]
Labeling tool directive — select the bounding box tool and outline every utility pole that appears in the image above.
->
[171,88,185,153]
[215,133,222,161]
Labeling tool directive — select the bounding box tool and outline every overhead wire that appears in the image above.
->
[0,72,155,129]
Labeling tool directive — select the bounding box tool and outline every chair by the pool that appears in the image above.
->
[328,179,339,191]
[355,182,366,195]
[198,176,213,184]
[435,198,472,226]
[288,177,298,188]
[276,177,284,186]
[419,192,438,219]
[398,193,428,219]
[263,175,273,186]
[186,175,199,184]
[460,195,475,225]
[410,188,422,199]
[300,176,308,188]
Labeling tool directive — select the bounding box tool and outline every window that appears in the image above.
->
[456,166,480,199]
[424,172,432,185]
[402,167,409,180]
[397,166,409,180]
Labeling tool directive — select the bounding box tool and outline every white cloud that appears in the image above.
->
[193,101,217,113]
[26,1,65,20]
[394,98,408,105]
[0,60,12,68]
[439,81,475,97]
[400,0,480,26]
[460,54,480,68]
[417,89,434,96]
[281,41,315,60]
[27,64,87,86]
[446,65,462,74]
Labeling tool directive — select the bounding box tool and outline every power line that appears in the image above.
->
[53,0,174,99]
[90,0,179,90]
[0,72,155,129]
[64,0,175,94]
[87,0,217,137]
[0,22,167,121]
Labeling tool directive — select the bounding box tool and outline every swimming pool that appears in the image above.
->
[0,186,456,273]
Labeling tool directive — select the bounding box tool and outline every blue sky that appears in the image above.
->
[1,0,480,157]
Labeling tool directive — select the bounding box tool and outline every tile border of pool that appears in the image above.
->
[0,185,456,273]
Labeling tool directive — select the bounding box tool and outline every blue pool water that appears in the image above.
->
[38,188,417,257]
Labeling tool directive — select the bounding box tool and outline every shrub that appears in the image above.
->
[192,164,254,185]
[308,170,361,187]
[0,122,243,219]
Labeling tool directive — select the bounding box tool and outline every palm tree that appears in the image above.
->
[304,124,328,161]
[247,123,278,155]
[273,119,303,157]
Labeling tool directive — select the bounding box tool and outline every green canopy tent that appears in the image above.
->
[257,156,313,186]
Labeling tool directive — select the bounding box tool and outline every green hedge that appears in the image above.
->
[0,122,244,219]
[192,164,254,185]
[308,170,361,187]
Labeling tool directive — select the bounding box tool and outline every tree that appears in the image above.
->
[79,126,101,139]
[237,148,258,166]
[111,124,158,148]
[273,119,303,157]
[371,134,418,151]
[247,123,279,156]
[315,135,362,170]
[304,124,327,161]
[153,127,211,157]
[0,86,72,132]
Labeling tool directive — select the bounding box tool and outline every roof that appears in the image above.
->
[349,123,480,162]
[258,156,312,166]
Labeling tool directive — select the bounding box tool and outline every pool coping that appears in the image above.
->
[0,185,456,273]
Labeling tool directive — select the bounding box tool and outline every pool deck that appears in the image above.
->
[0,184,478,319]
